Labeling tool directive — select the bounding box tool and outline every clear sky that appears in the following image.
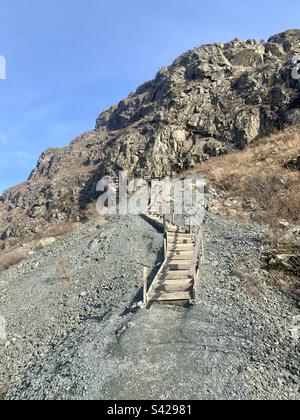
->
[0,0,299,193]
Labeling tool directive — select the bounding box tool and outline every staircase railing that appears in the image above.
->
[142,182,205,304]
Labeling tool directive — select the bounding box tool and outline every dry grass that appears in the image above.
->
[57,259,71,282]
[37,222,81,240]
[269,270,300,306]
[0,248,26,272]
[230,267,249,280]
[192,125,300,225]
[244,275,265,297]
[230,264,265,297]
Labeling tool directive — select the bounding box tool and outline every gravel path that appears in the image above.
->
[0,213,299,400]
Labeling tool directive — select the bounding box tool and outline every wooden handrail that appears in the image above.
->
[143,266,148,304]
[188,227,203,280]
[146,256,169,298]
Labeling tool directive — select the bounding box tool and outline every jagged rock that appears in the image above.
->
[281,226,300,247]
[284,155,300,170]
[285,109,300,124]
[1,30,300,245]
[203,139,228,157]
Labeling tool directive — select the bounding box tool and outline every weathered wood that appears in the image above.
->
[153,282,193,292]
[189,227,202,280]
[146,257,168,298]
[160,270,190,279]
[147,291,192,302]
[167,252,193,260]
[163,215,167,234]
[155,279,192,289]
[167,226,187,233]
[141,212,204,305]
[168,233,191,238]
[143,266,148,304]
[168,242,194,251]
[164,236,167,258]
[168,238,193,244]
[168,261,191,271]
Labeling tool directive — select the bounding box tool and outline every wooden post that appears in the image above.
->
[143,266,148,304]
[164,236,167,259]
[163,214,167,235]
[201,232,205,263]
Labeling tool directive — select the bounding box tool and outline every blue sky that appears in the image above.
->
[0,0,299,193]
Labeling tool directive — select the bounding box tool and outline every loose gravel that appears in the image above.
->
[0,213,299,400]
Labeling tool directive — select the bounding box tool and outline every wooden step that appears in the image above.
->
[153,284,192,293]
[160,270,190,279]
[168,260,191,270]
[147,291,192,302]
[168,232,191,237]
[167,251,193,260]
[154,280,193,292]
[168,238,193,245]
[167,226,187,234]
[168,242,194,251]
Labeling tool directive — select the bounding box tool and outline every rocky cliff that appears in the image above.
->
[1,29,300,246]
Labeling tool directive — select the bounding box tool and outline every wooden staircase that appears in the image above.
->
[143,213,203,306]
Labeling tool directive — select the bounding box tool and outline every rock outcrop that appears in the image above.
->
[1,30,300,246]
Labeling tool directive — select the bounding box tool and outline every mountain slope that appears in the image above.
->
[1,29,300,247]
[1,213,299,400]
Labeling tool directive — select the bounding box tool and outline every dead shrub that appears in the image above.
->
[245,275,265,297]
[56,259,71,282]
[37,223,80,240]
[230,267,248,280]
[269,270,300,306]
[231,265,265,297]
[0,249,26,272]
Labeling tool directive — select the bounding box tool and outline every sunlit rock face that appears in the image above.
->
[1,30,300,244]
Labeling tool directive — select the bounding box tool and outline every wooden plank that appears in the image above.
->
[163,215,167,234]
[155,278,192,286]
[167,227,187,234]
[168,240,193,245]
[168,242,194,247]
[168,261,191,270]
[160,270,189,279]
[147,291,192,302]
[142,212,204,306]
[156,278,192,285]
[146,257,168,298]
[143,266,148,304]
[167,252,193,260]
[168,237,193,242]
[154,282,193,292]
[168,232,191,237]
[189,227,203,279]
